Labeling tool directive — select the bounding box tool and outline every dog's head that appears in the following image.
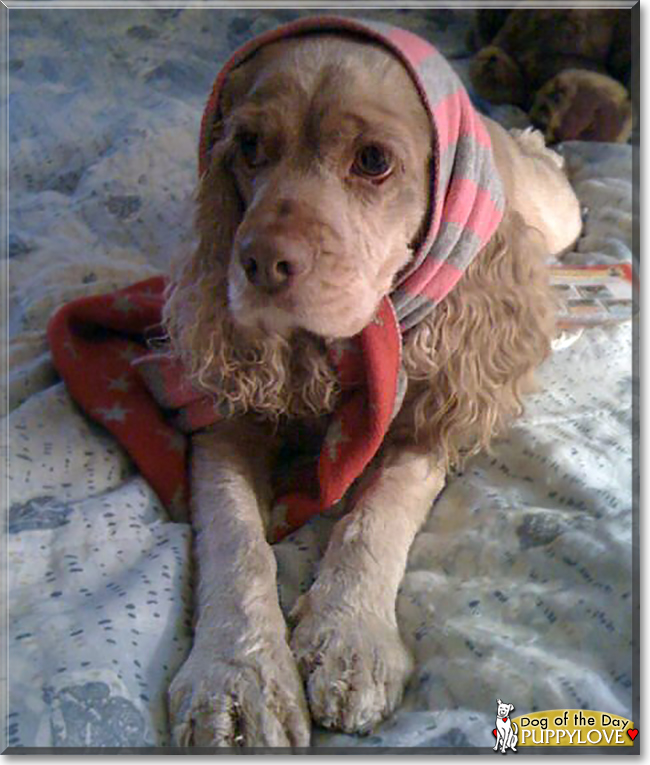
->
[197,34,432,340]
[496,699,515,718]
[163,20,503,418]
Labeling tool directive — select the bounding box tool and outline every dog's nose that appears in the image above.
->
[238,235,311,294]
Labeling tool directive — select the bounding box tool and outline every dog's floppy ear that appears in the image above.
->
[509,704,515,713]
[497,699,502,705]
[195,139,243,263]
[163,62,254,362]
[194,66,254,260]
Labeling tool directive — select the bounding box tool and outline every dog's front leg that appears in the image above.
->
[291,445,445,733]
[168,422,311,748]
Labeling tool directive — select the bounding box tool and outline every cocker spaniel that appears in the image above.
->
[163,18,581,747]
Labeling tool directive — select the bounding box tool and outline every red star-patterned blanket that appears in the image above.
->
[47,276,407,542]
[46,277,192,522]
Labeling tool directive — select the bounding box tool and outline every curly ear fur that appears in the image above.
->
[162,143,341,421]
[392,206,556,468]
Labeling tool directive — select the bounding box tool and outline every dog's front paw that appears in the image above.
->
[168,639,311,748]
[291,599,413,734]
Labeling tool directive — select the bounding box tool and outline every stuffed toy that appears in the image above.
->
[468,9,633,143]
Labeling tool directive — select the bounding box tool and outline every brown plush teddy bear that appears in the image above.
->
[468,9,633,143]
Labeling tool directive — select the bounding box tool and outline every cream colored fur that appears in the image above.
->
[165,35,581,747]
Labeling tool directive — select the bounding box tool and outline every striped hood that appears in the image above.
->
[199,16,505,332]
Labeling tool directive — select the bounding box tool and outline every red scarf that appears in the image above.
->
[47,278,402,541]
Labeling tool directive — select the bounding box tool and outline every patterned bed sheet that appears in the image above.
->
[5,8,635,749]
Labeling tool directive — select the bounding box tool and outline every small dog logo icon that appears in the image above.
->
[493,699,518,753]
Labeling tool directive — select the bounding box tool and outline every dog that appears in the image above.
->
[494,699,518,753]
[161,18,582,746]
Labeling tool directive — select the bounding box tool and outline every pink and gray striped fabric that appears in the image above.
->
[200,16,506,331]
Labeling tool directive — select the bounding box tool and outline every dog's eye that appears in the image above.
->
[237,131,264,168]
[352,144,393,181]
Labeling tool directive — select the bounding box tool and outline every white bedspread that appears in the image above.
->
[6,8,635,749]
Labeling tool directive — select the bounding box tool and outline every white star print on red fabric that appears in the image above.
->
[112,294,139,315]
[107,373,132,393]
[94,402,130,424]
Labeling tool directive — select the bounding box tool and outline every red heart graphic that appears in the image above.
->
[503,717,508,722]
[627,729,638,741]
[493,728,497,737]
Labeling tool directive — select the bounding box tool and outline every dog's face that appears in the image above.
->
[203,35,432,340]
[496,700,514,719]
